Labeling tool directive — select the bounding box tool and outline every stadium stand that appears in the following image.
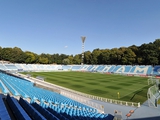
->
[0,71,114,120]
[0,63,160,76]
[1,64,160,119]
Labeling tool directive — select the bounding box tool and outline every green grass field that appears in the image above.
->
[22,71,150,104]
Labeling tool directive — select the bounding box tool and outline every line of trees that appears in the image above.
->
[0,39,160,65]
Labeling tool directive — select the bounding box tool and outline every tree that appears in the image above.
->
[46,54,53,64]
[10,47,26,63]
[91,49,101,64]
[121,48,136,65]
[68,55,74,64]
[153,39,160,64]
[98,49,111,64]
[25,51,38,64]
[1,48,13,61]
[52,54,60,64]
[58,54,68,64]
[84,51,92,64]
[139,43,158,65]
[38,56,49,64]
[73,54,81,64]
[63,58,70,65]
[0,46,2,60]
[109,48,121,64]
[38,53,54,64]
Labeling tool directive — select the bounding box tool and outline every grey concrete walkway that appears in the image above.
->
[91,99,160,120]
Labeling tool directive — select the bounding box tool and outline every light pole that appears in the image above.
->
[81,36,86,65]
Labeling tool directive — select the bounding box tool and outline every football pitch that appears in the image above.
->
[23,71,150,104]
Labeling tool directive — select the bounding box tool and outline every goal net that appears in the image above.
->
[36,76,45,81]
[147,77,160,108]
[148,77,160,85]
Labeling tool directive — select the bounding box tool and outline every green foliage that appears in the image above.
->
[73,54,81,64]
[91,48,102,64]
[0,48,13,61]
[25,51,38,63]
[67,55,73,64]
[63,58,70,65]
[84,51,92,64]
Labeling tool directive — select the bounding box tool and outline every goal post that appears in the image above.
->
[147,85,159,108]
[148,77,160,86]
[147,77,160,108]
[36,76,45,81]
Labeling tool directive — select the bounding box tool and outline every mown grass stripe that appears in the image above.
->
[22,71,149,103]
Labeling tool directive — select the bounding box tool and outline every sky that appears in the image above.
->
[0,0,160,55]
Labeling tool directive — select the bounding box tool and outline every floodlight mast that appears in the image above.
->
[81,36,86,65]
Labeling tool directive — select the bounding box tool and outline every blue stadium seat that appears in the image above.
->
[0,80,10,94]
[153,66,160,75]
[0,94,11,120]
[0,75,20,96]
[6,94,31,120]
[4,64,18,70]
[0,64,7,70]
[31,102,59,120]
[19,97,47,120]
[71,65,82,71]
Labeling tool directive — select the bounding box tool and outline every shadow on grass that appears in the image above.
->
[130,90,143,100]
[120,86,150,103]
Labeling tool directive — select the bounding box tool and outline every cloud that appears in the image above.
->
[64,45,68,48]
